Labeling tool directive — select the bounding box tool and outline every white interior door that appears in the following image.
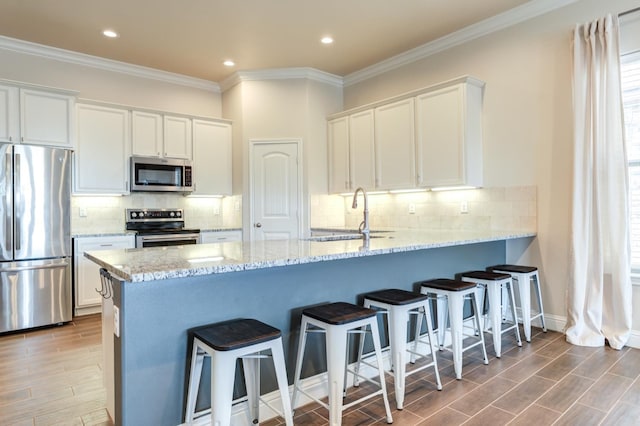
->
[251,141,300,240]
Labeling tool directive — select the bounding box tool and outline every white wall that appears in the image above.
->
[222,78,342,238]
[343,0,640,333]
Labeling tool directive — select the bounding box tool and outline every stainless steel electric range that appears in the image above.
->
[125,208,201,248]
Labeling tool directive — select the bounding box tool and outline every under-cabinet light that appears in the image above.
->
[430,186,477,192]
[389,189,428,194]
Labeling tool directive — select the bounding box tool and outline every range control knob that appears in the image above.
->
[176,211,182,217]
[170,211,175,217]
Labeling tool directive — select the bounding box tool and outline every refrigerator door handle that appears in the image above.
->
[4,151,11,254]
[14,152,19,251]
[0,260,70,273]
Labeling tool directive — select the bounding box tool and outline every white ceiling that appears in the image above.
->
[0,0,534,82]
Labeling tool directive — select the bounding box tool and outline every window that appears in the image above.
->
[621,51,640,273]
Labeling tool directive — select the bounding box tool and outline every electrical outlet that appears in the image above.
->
[234,201,240,212]
[460,201,469,214]
[213,205,220,215]
[79,207,88,217]
[408,203,416,214]
[113,305,120,337]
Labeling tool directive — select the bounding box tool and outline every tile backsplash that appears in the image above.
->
[71,194,242,235]
[311,186,536,232]
[74,186,535,235]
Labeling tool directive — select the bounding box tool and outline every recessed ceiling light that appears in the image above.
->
[321,36,334,44]
[103,29,118,38]
[223,60,235,67]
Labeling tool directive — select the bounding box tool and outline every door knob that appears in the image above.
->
[255,222,262,228]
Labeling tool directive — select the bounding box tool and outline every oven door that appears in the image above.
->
[136,233,201,248]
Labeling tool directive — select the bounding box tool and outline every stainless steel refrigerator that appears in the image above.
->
[0,144,72,333]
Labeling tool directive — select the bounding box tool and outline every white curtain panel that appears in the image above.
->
[567,14,631,350]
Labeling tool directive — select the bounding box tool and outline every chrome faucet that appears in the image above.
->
[351,187,370,239]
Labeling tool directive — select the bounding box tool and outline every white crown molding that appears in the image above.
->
[220,67,343,92]
[344,0,580,87]
[0,35,220,93]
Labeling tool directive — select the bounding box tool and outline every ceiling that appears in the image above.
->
[0,0,532,83]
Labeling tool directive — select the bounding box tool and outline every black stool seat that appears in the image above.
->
[461,271,511,281]
[303,302,376,325]
[364,289,429,305]
[419,278,477,292]
[191,318,281,351]
[489,264,538,273]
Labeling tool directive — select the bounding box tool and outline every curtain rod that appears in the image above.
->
[620,6,640,17]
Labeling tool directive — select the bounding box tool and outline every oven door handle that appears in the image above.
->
[138,234,200,242]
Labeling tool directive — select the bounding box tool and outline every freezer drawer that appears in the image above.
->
[0,258,71,333]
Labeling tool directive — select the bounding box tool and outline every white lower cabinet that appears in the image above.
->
[73,235,135,316]
[201,230,242,243]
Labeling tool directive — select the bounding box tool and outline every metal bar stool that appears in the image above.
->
[488,264,547,342]
[419,279,488,380]
[356,289,442,410]
[184,318,294,426]
[461,271,522,357]
[291,302,393,426]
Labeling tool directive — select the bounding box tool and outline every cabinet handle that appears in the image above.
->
[21,136,24,142]
[8,136,11,142]
[99,244,114,247]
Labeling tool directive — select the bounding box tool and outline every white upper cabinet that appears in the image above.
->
[328,116,350,193]
[131,112,192,159]
[328,111,374,193]
[0,85,19,143]
[131,111,163,157]
[327,76,484,192]
[163,115,192,159]
[20,89,75,148]
[0,83,76,148]
[415,79,483,188]
[349,109,375,190]
[192,119,232,196]
[374,98,416,190]
[75,103,130,194]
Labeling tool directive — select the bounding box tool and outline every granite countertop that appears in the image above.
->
[85,229,536,283]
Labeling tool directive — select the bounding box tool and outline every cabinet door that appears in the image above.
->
[328,117,350,193]
[201,230,242,243]
[374,98,415,190]
[0,84,19,143]
[75,104,130,194]
[131,111,162,157]
[415,82,483,188]
[349,110,375,190]
[163,115,192,159]
[192,119,232,195]
[20,89,75,148]
[74,235,135,315]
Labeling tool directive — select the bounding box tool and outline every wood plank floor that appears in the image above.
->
[1,315,640,425]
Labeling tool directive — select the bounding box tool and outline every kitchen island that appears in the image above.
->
[86,229,535,425]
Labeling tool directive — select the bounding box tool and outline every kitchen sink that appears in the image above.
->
[304,234,385,242]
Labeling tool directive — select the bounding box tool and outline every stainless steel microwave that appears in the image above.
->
[130,156,194,192]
